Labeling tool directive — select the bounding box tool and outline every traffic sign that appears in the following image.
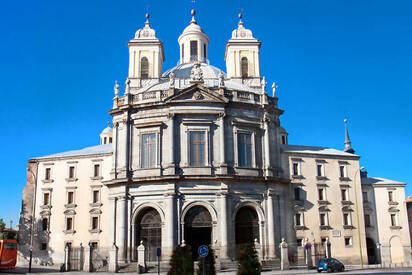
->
[198,245,208,257]
[156,248,161,257]
[29,246,33,252]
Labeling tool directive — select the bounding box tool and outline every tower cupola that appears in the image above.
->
[178,9,210,64]
[100,124,113,145]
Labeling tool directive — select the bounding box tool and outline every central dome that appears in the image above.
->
[163,63,222,79]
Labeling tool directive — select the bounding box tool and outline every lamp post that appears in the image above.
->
[353,166,365,269]
[27,164,38,273]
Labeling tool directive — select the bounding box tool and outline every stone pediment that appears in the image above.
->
[166,84,228,104]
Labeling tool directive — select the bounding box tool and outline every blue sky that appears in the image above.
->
[0,0,411,227]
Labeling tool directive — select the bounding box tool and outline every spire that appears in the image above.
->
[343,119,355,154]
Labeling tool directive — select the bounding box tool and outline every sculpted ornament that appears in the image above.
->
[192,91,202,100]
[190,62,204,83]
[218,70,225,88]
[169,72,175,88]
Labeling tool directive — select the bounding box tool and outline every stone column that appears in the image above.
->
[166,114,175,175]
[218,113,227,174]
[116,196,127,262]
[220,191,228,259]
[311,239,317,268]
[263,115,272,177]
[280,238,289,270]
[166,190,176,258]
[109,197,117,247]
[267,192,276,259]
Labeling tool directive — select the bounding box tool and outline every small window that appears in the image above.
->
[43,193,50,205]
[41,243,47,250]
[343,213,351,226]
[388,191,393,202]
[294,188,301,201]
[344,237,352,247]
[90,242,98,249]
[364,214,371,227]
[203,43,207,59]
[295,213,302,226]
[69,166,75,179]
[292,162,299,176]
[341,189,348,201]
[42,218,48,231]
[104,137,107,144]
[362,192,368,202]
[241,57,248,78]
[296,238,303,247]
[67,191,74,204]
[140,57,149,79]
[181,43,184,60]
[318,188,325,201]
[339,165,346,178]
[281,136,286,144]
[238,133,252,167]
[189,131,206,166]
[45,168,51,180]
[66,217,73,230]
[94,164,100,177]
[391,214,397,226]
[91,217,99,230]
[320,213,327,226]
[317,164,323,177]
[141,133,156,168]
[109,137,112,143]
[93,190,100,204]
[190,41,198,61]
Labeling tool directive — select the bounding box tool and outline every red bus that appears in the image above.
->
[0,240,17,269]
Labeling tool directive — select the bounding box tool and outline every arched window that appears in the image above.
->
[140,57,149,79]
[241,57,248,78]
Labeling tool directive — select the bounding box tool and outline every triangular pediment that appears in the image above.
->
[166,84,228,104]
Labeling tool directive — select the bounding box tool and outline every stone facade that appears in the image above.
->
[19,10,411,270]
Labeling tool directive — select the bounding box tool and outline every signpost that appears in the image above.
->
[198,245,209,275]
[156,248,161,275]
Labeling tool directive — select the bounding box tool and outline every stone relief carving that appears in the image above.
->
[190,62,203,83]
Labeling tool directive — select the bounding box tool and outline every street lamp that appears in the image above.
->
[27,165,38,273]
[353,166,365,269]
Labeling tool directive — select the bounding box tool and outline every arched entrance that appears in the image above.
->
[136,208,162,261]
[366,238,377,264]
[184,206,212,259]
[235,206,259,257]
[390,236,404,264]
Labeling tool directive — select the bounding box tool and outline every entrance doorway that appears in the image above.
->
[366,238,377,264]
[235,206,259,258]
[136,208,162,262]
[184,206,212,259]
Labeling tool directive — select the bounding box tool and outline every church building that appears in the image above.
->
[19,10,411,271]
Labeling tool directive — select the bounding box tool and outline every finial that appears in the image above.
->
[114,80,119,97]
[343,118,355,154]
[191,9,197,24]
[107,121,111,126]
[145,13,150,27]
[238,12,243,26]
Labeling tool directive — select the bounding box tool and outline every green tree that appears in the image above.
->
[0,218,17,240]
[0,219,5,231]
[197,246,216,275]
[237,244,261,275]
[167,245,193,275]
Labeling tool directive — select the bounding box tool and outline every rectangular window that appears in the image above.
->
[318,188,325,201]
[362,191,368,202]
[93,190,100,204]
[343,213,350,226]
[93,164,100,177]
[295,213,302,226]
[190,41,198,60]
[292,163,299,176]
[92,217,99,230]
[43,193,49,205]
[90,242,98,249]
[294,188,301,201]
[142,133,156,168]
[320,213,327,226]
[45,168,51,180]
[238,133,252,167]
[189,131,206,166]
[41,243,47,250]
[388,191,393,202]
[182,43,184,60]
[391,214,397,226]
[317,164,323,177]
[296,238,303,247]
[344,237,352,247]
[339,165,346,178]
[42,218,48,231]
[364,214,371,227]
[203,43,207,59]
[69,166,75,179]
[66,217,73,230]
[67,191,74,204]
[341,189,348,201]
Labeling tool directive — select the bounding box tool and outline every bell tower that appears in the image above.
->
[224,13,261,86]
[128,14,165,80]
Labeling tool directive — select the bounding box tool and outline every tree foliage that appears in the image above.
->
[167,245,193,275]
[0,218,17,240]
[197,246,216,275]
[237,244,261,275]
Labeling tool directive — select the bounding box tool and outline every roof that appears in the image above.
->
[35,144,112,160]
[280,144,358,157]
[101,126,112,135]
[361,176,405,186]
[163,63,222,79]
